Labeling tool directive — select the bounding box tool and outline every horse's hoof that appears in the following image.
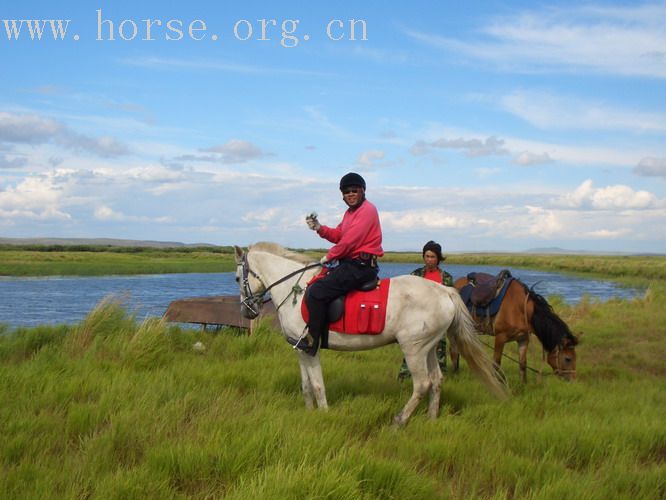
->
[393,414,406,427]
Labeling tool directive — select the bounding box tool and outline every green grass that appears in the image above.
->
[1,272,665,498]
[0,249,236,276]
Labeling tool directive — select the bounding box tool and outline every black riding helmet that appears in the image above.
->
[339,172,366,191]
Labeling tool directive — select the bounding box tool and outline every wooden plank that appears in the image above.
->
[163,295,280,332]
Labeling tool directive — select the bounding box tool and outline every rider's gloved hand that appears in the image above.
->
[320,255,328,266]
[306,213,321,231]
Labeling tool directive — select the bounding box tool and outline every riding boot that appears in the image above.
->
[287,332,320,356]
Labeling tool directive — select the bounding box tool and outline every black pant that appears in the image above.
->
[306,260,378,345]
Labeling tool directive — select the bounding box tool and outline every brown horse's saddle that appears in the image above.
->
[467,270,512,307]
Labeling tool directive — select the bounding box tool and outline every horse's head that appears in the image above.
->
[546,333,578,381]
[233,245,266,320]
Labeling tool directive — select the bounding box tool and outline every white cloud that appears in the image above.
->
[200,139,268,164]
[381,209,467,231]
[94,205,172,223]
[588,228,631,239]
[557,179,658,210]
[357,149,385,166]
[501,90,666,132]
[513,151,554,166]
[0,175,70,221]
[406,3,666,78]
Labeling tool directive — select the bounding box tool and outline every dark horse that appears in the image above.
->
[452,275,579,382]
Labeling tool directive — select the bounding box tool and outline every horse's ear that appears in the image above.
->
[233,245,244,263]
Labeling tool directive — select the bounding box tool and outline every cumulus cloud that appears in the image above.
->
[513,151,554,166]
[411,135,508,158]
[634,157,666,178]
[357,149,385,166]
[200,139,268,164]
[557,179,657,210]
[0,175,70,221]
[0,111,129,157]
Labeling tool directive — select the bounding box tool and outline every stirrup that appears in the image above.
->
[286,335,319,356]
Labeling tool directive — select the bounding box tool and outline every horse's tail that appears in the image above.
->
[526,285,579,351]
[446,290,509,399]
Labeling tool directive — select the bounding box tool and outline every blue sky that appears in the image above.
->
[1,1,665,252]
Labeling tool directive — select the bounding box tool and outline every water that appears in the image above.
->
[0,264,642,328]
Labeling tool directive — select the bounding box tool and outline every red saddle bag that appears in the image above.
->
[301,274,391,335]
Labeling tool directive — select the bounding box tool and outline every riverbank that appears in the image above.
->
[2,246,665,285]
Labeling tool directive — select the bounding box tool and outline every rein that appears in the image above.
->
[478,337,575,377]
[239,254,321,316]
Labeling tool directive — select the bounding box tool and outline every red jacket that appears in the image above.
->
[317,199,384,261]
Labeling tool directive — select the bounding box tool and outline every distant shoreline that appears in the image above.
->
[0,237,661,256]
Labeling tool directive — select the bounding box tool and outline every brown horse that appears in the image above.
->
[452,276,579,382]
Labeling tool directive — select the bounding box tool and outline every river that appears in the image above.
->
[0,263,642,328]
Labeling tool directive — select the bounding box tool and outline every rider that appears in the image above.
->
[288,172,384,356]
[398,240,453,380]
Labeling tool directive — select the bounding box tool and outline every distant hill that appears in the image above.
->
[0,237,216,248]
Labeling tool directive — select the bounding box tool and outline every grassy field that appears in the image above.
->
[0,247,236,276]
[1,257,664,498]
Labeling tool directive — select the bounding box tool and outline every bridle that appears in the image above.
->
[549,343,577,378]
[237,253,321,318]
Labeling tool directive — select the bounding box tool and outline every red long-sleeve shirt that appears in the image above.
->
[317,199,384,261]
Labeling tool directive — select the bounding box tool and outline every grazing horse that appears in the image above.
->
[234,243,508,426]
[452,276,579,382]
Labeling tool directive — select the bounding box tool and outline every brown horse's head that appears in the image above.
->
[529,289,579,381]
[546,333,578,380]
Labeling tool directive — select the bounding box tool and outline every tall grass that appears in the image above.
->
[1,283,665,498]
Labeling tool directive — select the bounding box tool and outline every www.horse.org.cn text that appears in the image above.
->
[1,9,369,47]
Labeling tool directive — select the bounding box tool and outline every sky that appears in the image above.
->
[1,0,665,253]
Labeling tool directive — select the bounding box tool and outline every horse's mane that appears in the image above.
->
[518,281,578,351]
[249,242,315,265]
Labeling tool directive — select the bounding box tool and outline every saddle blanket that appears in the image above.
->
[459,277,514,318]
[301,278,391,335]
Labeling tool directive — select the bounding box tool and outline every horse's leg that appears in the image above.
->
[493,335,505,376]
[394,350,432,427]
[426,346,443,419]
[517,337,529,383]
[299,352,328,410]
[449,342,460,374]
[298,358,315,409]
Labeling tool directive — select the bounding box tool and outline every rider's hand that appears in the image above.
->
[320,255,328,266]
[306,213,321,231]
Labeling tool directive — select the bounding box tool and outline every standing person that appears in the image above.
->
[288,172,384,356]
[398,240,453,380]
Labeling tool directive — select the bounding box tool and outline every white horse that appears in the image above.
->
[234,242,508,426]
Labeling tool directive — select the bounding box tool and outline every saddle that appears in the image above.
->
[458,270,513,320]
[300,274,391,346]
[467,270,512,307]
[326,277,379,322]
